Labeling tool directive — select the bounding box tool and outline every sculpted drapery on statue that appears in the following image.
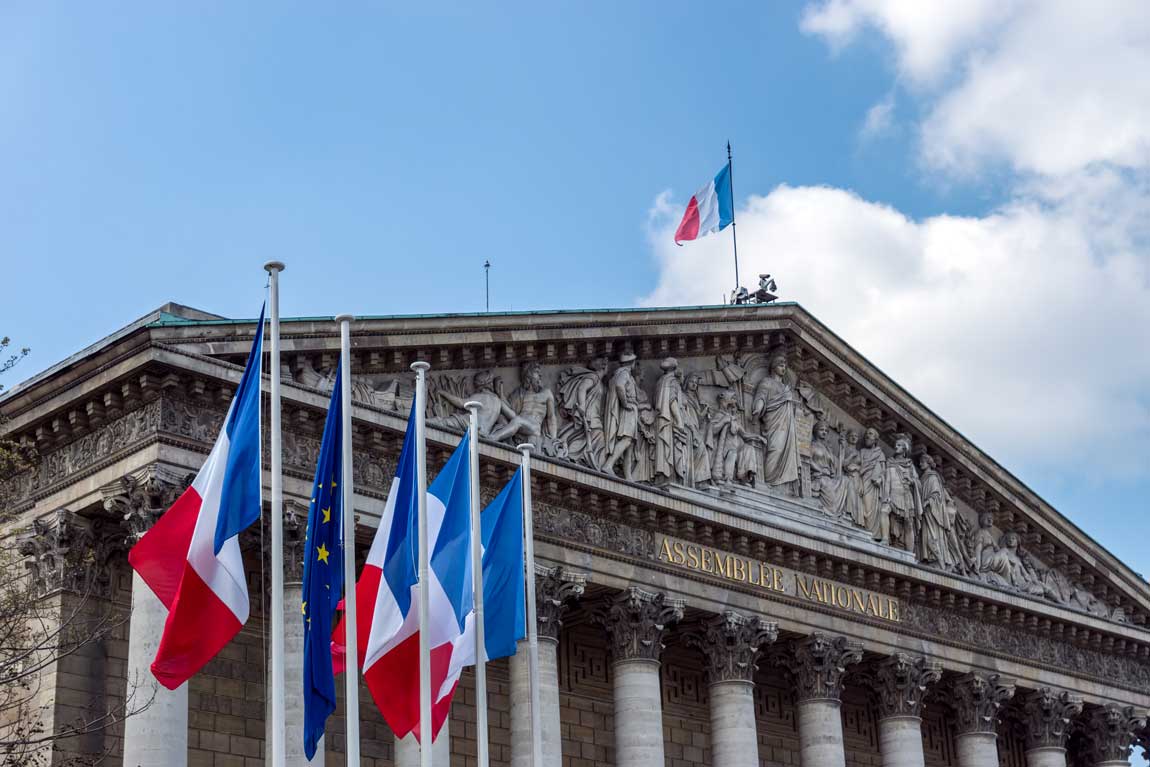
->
[809,418,848,518]
[918,454,967,574]
[881,433,923,553]
[556,358,609,470]
[430,370,506,435]
[859,427,887,541]
[680,373,714,487]
[490,360,560,448]
[751,353,802,488]
[710,388,763,487]
[604,353,640,480]
[653,358,688,486]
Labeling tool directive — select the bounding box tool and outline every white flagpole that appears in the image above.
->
[464,403,489,767]
[264,261,286,767]
[517,444,543,767]
[411,361,434,767]
[336,314,361,766]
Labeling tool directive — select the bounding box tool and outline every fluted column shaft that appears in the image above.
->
[789,633,863,767]
[875,654,941,767]
[123,570,189,767]
[283,581,318,766]
[596,587,684,767]
[709,681,758,767]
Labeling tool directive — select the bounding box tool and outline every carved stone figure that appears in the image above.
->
[680,373,714,487]
[977,530,1046,597]
[653,358,688,486]
[684,611,778,684]
[594,587,684,663]
[631,364,658,483]
[490,361,559,450]
[809,419,847,518]
[556,358,609,470]
[840,430,864,527]
[881,433,922,553]
[859,428,887,542]
[874,653,942,718]
[710,389,764,487]
[603,353,640,480]
[750,353,802,488]
[430,370,505,435]
[951,673,1014,735]
[918,454,966,573]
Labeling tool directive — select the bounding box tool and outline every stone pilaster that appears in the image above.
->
[511,566,585,767]
[1020,688,1083,767]
[1083,704,1146,767]
[952,673,1015,767]
[874,653,942,767]
[685,611,777,767]
[106,470,192,767]
[787,632,863,767]
[595,587,684,767]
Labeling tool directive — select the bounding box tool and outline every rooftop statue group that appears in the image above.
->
[288,350,1123,622]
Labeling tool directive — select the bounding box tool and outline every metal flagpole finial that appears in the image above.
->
[410,360,430,374]
[464,400,482,413]
[334,313,355,324]
[263,260,286,273]
[517,443,534,455]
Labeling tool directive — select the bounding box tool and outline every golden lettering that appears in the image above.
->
[851,590,867,613]
[797,575,813,600]
[672,541,686,565]
[888,599,900,623]
[731,556,747,583]
[835,585,850,609]
[772,567,785,593]
[866,594,881,617]
[660,538,674,563]
[686,545,700,569]
[701,548,713,573]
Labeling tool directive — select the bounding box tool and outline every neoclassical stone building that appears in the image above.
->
[2,302,1148,767]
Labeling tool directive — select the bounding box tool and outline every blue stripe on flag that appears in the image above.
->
[213,303,266,554]
[480,467,526,660]
[383,403,421,618]
[430,433,474,634]
[714,162,734,231]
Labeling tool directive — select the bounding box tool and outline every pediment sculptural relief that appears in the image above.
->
[281,348,1122,623]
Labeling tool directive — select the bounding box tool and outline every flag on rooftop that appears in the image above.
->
[674,161,734,244]
[300,363,345,760]
[127,304,265,690]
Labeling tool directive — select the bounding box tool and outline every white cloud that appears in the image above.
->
[803,0,1150,177]
[641,180,1150,477]
[859,93,895,140]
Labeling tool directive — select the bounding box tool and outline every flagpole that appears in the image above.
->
[727,141,740,296]
[465,403,489,767]
[336,314,361,767]
[263,261,286,767]
[411,361,434,767]
[517,444,543,767]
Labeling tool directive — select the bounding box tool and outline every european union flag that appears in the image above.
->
[301,363,344,760]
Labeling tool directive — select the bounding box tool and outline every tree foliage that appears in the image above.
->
[0,337,34,477]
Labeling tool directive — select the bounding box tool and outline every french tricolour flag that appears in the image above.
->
[674,162,734,244]
[128,306,265,690]
[333,407,472,742]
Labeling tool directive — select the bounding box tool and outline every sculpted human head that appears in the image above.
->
[847,430,860,446]
[473,370,495,391]
[769,353,788,378]
[979,511,994,529]
[684,372,702,393]
[893,434,911,457]
[814,420,830,441]
[1001,531,1021,550]
[591,357,609,374]
[919,454,936,472]
[864,427,879,447]
[522,361,544,392]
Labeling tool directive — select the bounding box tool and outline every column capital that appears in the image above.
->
[684,610,777,684]
[786,632,863,702]
[17,509,120,598]
[102,466,191,541]
[1019,687,1083,750]
[1084,704,1146,765]
[595,586,684,663]
[952,672,1015,735]
[874,653,942,719]
[535,565,586,642]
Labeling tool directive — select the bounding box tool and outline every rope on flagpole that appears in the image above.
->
[338,314,361,766]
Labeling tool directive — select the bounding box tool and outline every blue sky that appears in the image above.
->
[3,1,1148,634]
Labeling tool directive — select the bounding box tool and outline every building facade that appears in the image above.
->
[2,302,1148,767]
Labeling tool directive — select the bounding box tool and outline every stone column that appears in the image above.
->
[595,587,684,767]
[1084,704,1146,767]
[510,566,585,767]
[107,472,190,767]
[874,653,942,767]
[952,673,1014,767]
[394,718,451,767]
[280,505,316,766]
[788,632,863,767]
[1020,688,1084,767]
[685,611,777,767]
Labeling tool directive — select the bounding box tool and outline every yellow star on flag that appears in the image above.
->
[316,543,330,564]
[301,601,307,615]
[322,507,331,523]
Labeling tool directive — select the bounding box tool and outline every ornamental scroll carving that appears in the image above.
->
[535,565,585,642]
[780,632,863,702]
[16,509,120,598]
[1019,688,1083,750]
[594,587,684,664]
[951,673,1015,735]
[684,610,778,684]
[1084,704,1146,764]
[102,466,191,541]
[873,653,942,718]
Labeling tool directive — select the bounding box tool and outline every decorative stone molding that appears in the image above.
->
[102,466,191,541]
[684,610,778,685]
[595,587,684,664]
[1020,687,1083,750]
[16,509,118,598]
[874,653,942,718]
[952,672,1014,734]
[785,632,863,702]
[534,565,585,642]
[283,501,307,585]
[1084,704,1146,764]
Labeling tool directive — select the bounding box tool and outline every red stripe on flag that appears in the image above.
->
[330,564,383,676]
[150,563,244,689]
[363,635,455,742]
[674,196,701,243]
[128,486,202,609]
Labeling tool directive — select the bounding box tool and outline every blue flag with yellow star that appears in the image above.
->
[301,363,344,760]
